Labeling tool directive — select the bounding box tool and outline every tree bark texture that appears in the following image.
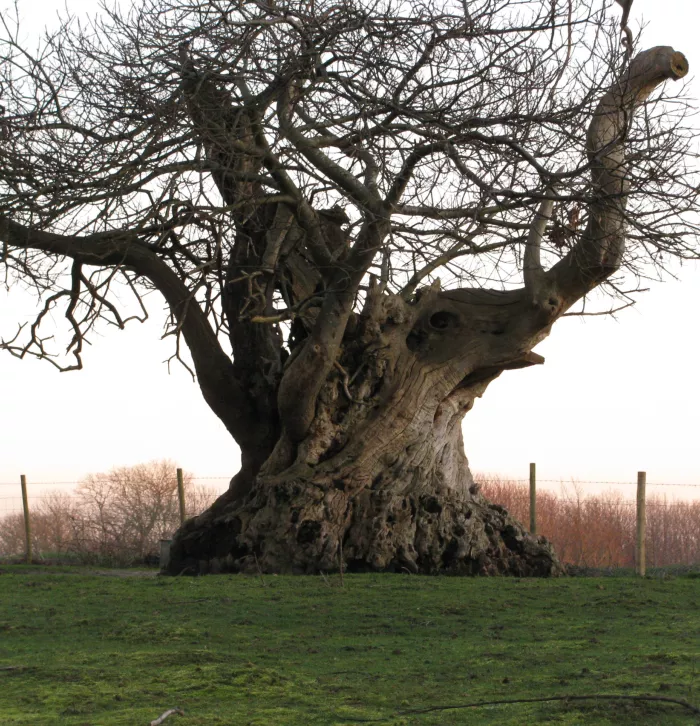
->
[169,283,563,576]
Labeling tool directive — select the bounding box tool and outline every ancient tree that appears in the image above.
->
[0,0,697,575]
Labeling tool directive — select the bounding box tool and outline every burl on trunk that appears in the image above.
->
[171,280,562,576]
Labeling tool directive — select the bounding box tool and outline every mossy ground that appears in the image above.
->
[0,566,698,725]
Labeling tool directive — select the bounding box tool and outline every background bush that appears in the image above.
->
[0,460,217,566]
[478,476,700,568]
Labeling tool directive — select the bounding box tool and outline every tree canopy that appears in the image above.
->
[1,1,696,373]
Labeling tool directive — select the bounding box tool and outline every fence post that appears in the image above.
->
[20,474,32,563]
[529,462,537,536]
[636,471,646,577]
[177,468,187,524]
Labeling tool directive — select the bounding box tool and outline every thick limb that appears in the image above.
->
[0,217,253,444]
[548,47,688,305]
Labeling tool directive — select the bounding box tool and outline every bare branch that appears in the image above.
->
[0,215,252,441]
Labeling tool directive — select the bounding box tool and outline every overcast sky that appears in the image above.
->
[1,0,699,504]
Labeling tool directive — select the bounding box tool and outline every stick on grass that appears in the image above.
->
[149,707,184,726]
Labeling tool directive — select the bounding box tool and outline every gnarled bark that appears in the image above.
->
[169,284,562,575]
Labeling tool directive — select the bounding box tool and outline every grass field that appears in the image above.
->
[0,566,699,725]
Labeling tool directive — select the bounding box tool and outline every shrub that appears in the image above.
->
[0,460,218,565]
[477,475,700,568]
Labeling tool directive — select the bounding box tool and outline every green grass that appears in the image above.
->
[0,567,699,725]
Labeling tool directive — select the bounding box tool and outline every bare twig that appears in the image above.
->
[149,707,184,726]
[561,299,637,317]
[401,693,700,717]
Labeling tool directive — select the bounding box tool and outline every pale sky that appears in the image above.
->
[1,0,699,503]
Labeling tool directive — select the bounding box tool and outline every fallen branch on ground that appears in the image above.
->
[149,707,184,725]
[401,694,700,716]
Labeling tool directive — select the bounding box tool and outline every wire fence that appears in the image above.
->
[0,469,698,569]
[478,472,700,572]
[2,475,697,518]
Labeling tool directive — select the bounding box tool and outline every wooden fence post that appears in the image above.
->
[20,474,32,563]
[529,463,537,536]
[176,468,186,524]
[636,471,646,577]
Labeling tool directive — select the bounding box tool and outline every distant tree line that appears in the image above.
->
[0,461,217,566]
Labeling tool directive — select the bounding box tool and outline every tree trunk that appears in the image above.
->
[168,287,562,576]
[170,439,561,577]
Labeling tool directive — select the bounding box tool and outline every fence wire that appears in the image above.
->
[0,474,698,519]
[1,471,699,568]
[4,477,700,487]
